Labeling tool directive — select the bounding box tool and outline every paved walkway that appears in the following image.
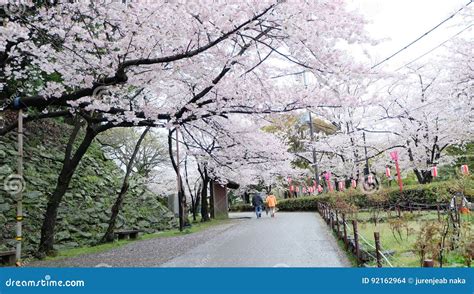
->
[30,212,349,267]
[163,212,349,267]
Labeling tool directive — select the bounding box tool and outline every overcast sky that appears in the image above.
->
[348,0,471,70]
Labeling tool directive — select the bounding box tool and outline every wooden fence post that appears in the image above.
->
[342,213,348,249]
[374,232,382,268]
[437,205,440,222]
[352,220,360,265]
[335,210,340,236]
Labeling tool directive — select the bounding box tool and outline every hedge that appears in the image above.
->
[229,179,473,212]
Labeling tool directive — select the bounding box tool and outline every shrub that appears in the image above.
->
[229,203,253,212]
[276,196,330,211]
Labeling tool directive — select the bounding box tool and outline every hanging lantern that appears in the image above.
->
[296,186,300,192]
[288,177,292,183]
[317,185,323,193]
[431,166,438,177]
[461,165,469,175]
[367,174,374,184]
[351,179,357,188]
[385,167,391,177]
[303,187,307,193]
[338,181,344,191]
[290,185,294,192]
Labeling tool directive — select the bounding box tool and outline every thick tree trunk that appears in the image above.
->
[101,127,150,243]
[414,169,433,184]
[37,124,98,257]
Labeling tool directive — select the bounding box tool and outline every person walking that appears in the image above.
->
[266,193,277,217]
[252,192,264,218]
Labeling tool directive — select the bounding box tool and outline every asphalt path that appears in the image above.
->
[162,212,350,267]
[30,212,349,267]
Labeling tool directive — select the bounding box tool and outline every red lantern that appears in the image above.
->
[432,166,438,177]
[461,165,469,175]
[351,179,357,188]
[385,167,391,177]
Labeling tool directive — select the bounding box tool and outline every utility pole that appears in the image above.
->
[16,108,24,266]
[303,72,320,187]
[363,132,369,176]
[308,111,320,187]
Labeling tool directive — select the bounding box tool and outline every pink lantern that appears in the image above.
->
[290,185,294,192]
[461,165,469,175]
[390,151,398,161]
[303,187,307,193]
[296,186,300,192]
[432,166,438,177]
[385,167,391,177]
[288,177,292,183]
[338,181,344,191]
[367,174,374,184]
[351,179,357,188]
[324,172,331,181]
[317,185,323,193]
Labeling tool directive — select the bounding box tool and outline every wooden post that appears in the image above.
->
[396,205,401,218]
[342,213,348,249]
[423,259,434,267]
[437,205,440,222]
[374,232,382,268]
[335,210,340,236]
[352,220,360,264]
[330,210,335,230]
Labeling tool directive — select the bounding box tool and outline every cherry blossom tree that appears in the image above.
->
[1,0,373,256]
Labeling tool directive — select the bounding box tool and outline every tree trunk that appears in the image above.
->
[101,127,150,243]
[209,180,215,219]
[200,176,210,222]
[168,129,187,231]
[37,123,98,257]
[414,168,433,184]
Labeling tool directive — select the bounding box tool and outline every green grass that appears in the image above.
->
[45,218,229,262]
[343,211,473,267]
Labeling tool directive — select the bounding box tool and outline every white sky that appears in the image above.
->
[348,0,471,70]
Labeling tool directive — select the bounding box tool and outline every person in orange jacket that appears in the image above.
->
[266,194,277,217]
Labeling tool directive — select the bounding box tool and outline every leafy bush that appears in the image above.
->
[276,196,330,211]
[229,203,253,212]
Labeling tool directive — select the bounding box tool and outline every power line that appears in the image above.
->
[395,23,473,71]
[372,0,472,69]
